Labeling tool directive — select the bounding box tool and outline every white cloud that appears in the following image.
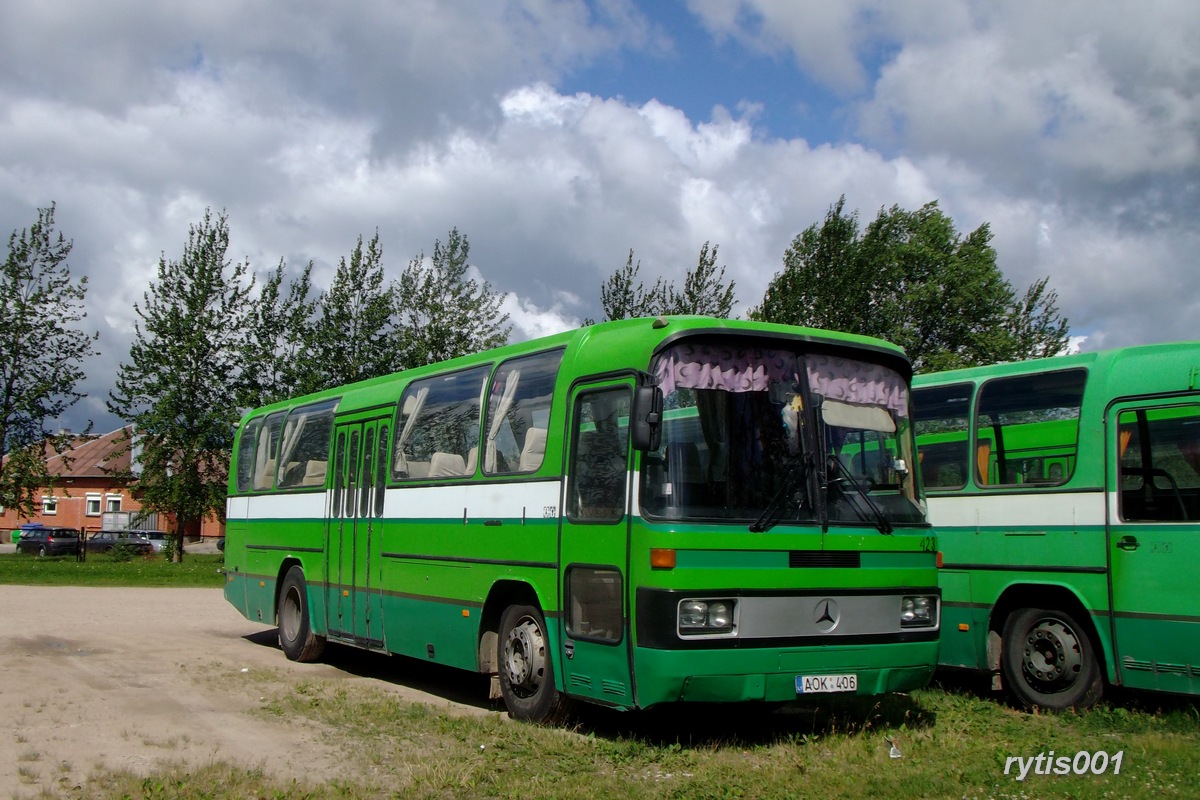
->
[3,0,1197,436]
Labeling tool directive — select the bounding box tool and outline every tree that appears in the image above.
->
[598,249,670,321]
[0,205,98,517]
[594,242,737,322]
[241,260,316,407]
[396,227,510,367]
[108,209,253,561]
[750,197,1069,371]
[297,232,399,394]
[667,241,736,317]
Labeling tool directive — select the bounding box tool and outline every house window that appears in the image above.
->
[42,496,59,515]
[105,495,123,513]
[86,494,102,516]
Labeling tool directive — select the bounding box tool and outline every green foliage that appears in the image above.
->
[751,197,1070,371]
[243,260,317,406]
[671,241,736,317]
[599,249,670,321]
[108,208,253,561]
[595,241,737,322]
[298,232,400,394]
[0,204,98,516]
[396,227,511,367]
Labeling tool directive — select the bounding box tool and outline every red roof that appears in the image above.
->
[40,427,134,479]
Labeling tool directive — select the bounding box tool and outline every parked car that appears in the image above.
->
[138,530,170,553]
[85,530,154,556]
[15,526,82,557]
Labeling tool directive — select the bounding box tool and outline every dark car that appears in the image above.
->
[15,526,83,557]
[86,530,154,556]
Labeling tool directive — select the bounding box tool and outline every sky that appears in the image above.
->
[2,1,1198,434]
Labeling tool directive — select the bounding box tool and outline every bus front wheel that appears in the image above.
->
[498,603,570,723]
[1001,606,1102,711]
[278,566,326,663]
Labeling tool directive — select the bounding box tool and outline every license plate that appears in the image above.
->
[796,673,857,694]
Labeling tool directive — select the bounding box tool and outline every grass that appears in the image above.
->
[33,677,1200,799]
[0,551,226,587]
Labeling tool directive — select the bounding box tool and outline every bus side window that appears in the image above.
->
[276,400,338,489]
[483,349,563,475]
[1118,405,1200,522]
[568,388,631,522]
[235,417,263,493]
[394,366,490,480]
[974,369,1086,488]
[253,412,286,491]
[912,384,971,491]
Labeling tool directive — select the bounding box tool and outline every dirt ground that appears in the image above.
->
[0,572,495,797]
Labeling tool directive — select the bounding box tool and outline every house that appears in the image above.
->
[0,427,225,543]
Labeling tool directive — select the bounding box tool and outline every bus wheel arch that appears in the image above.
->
[991,585,1104,711]
[276,563,326,663]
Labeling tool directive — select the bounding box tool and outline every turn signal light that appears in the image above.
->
[650,548,676,569]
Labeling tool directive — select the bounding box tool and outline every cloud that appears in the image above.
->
[3,0,1197,437]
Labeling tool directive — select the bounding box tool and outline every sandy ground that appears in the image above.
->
[0,554,494,797]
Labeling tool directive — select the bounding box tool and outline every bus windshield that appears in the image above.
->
[641,342,925,528]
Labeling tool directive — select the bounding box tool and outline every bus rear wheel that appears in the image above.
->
[498,603,570,723]
[278,565,326,663]
[1001,606,1102,711]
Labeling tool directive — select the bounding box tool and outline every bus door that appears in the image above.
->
[557,380,635,707]
[1107,399,1200,694]
[327,418,390,648]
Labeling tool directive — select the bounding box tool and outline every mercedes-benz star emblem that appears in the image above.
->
[813,598,840,633]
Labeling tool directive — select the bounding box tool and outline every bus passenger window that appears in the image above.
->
[483,350,563,475]
[253,412,286,491]
[235,417,262,493]
[974,369,1086,488]
[913,384,972,491]
[394,365,489,480]
[276,400,338,489]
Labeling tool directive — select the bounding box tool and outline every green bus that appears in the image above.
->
[913,342,1200,710]
[224,316,939,722]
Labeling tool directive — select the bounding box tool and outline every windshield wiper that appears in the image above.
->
[827,455,893,535]
[750,457,810,533]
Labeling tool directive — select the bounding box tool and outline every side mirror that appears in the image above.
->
[631,385,663,451]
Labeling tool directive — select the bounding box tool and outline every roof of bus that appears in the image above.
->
[240,316,913,422]
[911,340,1200,389]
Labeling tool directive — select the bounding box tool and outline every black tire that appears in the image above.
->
[498,603,570,723]
[1001,606,1103,711]
[277,565,326,662]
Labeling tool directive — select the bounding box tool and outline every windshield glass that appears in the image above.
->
[640,341,925,528]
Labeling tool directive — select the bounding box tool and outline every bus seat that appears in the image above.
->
[404,460,430,479]
[465,446,478,475]
[976,442,991,485]
[254,458,276,490]
[519,428,547,472]
[429,452,467,478]
[300,460,327,486]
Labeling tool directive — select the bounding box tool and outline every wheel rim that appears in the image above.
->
[503,614,547,699]
[1021,616,1083,692]
[281,586,301,643]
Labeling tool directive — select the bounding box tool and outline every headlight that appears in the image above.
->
[900,595,937,628]
[678,598,737,635]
